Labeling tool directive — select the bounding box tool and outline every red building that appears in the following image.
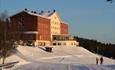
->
[60,22,68,35]
[10,9,79,46]
[10,10,50,46]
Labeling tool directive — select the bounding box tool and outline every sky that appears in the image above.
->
[0,0,115,44]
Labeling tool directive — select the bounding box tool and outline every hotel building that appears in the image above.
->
[10,9,79,47]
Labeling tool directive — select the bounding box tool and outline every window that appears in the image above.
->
[53,43,56,45]
[74,43,76,45]
[71,43,73,45]
[63,43,66,45]
[53,37,56,40]
[58,43,61,45]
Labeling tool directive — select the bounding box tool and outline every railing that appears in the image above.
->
[0,61,19,69]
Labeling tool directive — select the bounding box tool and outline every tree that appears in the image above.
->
[0,10,8,22]
[0,11,15,65]
[74,36,115,59]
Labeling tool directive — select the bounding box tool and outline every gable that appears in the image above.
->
[49,12,61,22]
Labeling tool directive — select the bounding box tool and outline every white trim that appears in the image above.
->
[23,31,38,34]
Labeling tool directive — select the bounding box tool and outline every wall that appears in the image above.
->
[37,16,50,41]
[60,22,68,35]
[49,12,61,41]
[10,11,37,41]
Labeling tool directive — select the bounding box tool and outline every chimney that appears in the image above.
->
[53,10,56,12]
[24,8,28,11]
[48,11,50,13]
[34,11,37,14]
[41,11,44,14]
[39,11,44,15]
[31,11,34,13]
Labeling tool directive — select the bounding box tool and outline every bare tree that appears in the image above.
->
[0,10,8,21]
[0,11,15,65]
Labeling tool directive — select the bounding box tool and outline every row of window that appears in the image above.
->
[51,26,60,30]
[51,21,60,25]
[53,43,66,45]
[53,42,76,46]
[51,32,59,34]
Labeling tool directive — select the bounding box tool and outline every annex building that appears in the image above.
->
[10,9,79,47]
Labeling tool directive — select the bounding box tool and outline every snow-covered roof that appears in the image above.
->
[26,10,68,24]
[10,9,57,19]
[26,11,50,19]
[10,9,67,24]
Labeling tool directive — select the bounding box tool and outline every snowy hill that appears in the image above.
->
[4,46,115,70]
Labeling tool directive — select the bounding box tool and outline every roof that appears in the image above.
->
[26,11,50,19]
[10,9,68,24]
[10,10,56,19]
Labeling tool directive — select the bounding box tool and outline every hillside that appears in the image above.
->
[3,46,115,70]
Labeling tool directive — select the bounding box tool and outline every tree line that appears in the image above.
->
[74,36,115,59]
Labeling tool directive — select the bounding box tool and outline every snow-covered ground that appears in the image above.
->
[3,46,115,70]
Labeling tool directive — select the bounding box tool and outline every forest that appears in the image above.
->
[74,36,115,59]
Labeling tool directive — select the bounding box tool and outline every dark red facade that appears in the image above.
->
[60,22,68,35]
[37,17,50,41]
[10,11,50,41]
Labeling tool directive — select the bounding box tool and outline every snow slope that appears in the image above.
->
[3,46,115,70]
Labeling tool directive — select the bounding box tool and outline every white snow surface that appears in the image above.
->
[3,46,115,70]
